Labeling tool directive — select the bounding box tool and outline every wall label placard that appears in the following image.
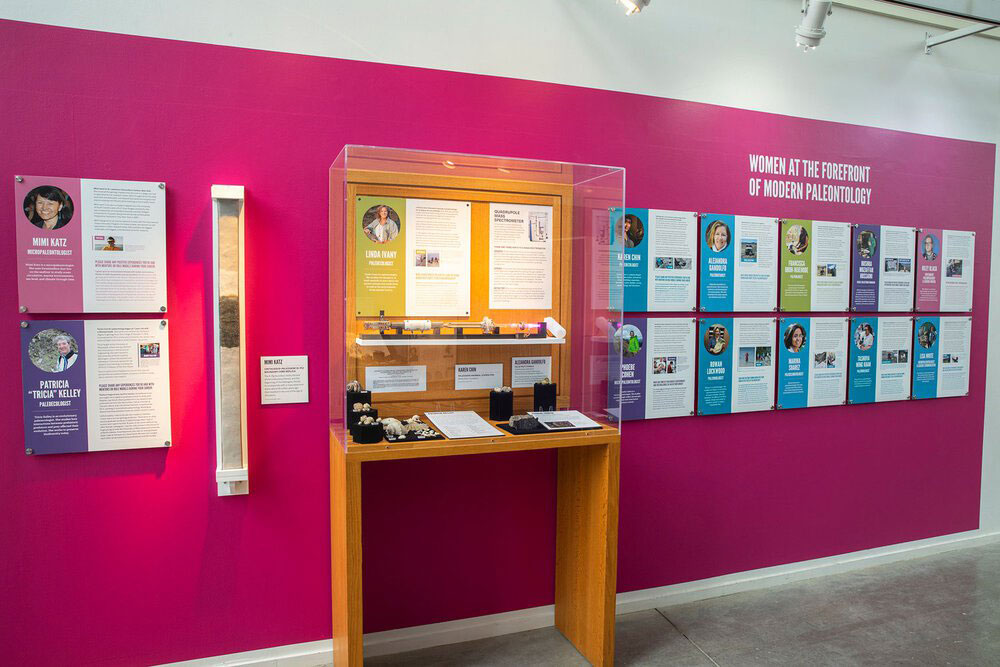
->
[260,355,309,405]
[355,196,472,317]
[20,319,172,454]
[511,356,551,388]
[911,316,971,399]
[697,317,775,415]
[365,365,427,393]
[916,228,975,312]
[699,214,778,312]
[489,203,553,310]
[612,317,695,420]
[851,224,915,312]
[454,363,503,391]
[779,219,851,311]
[15,175,167,313]
[777,317,848,409]
[614,208,697,312]
[848,316,913,404]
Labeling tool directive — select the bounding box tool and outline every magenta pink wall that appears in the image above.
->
[0,20,994,666]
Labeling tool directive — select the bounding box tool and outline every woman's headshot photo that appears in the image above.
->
[361,204,401,244]
[784,323,807,353]
[785,225,809,255]
[622,214,645,249]
[615,324,644,358]
[27,328,80,373]
[703,323,729,355]
[856,230,877,259]
[705,220,731,253]
[918,321,937,349]
[854,323,875,351]
[23,185,74,231]
[922,234,939,261]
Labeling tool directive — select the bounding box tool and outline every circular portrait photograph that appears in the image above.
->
[921,233,940,262]
[615,324,644,358]
[361,204,401,244]
[28,328,80,373]
[23,185,74,231]
[783,322,807,353]
[703,323,730,355]
[917,321,938,349]
[853,322,875,351]
[615,213,645,249]
[785,225,809,255]
[704,219,731,253]
[856,230,877,259]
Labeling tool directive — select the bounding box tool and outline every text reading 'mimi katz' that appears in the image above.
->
[747,154,873,206]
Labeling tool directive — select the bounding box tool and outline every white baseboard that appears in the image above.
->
[160,528,1000,666]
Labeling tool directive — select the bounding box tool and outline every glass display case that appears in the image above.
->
[329,146,625,452]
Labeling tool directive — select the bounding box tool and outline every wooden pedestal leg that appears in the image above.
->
[555,438,621,667]
[331,443,363,667]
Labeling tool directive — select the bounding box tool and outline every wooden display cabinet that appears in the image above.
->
[329,147,625,666]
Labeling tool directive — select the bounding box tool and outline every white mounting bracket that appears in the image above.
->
[925,23,994,53]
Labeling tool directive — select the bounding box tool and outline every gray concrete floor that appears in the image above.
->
[363,541,1000,666]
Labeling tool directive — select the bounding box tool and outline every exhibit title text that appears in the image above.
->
[747,154,872,206]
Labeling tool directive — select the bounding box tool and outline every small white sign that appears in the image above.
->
[511,356,551,388]
[366,365,427,393]
[261,355,309,405]
[455,363,503,390]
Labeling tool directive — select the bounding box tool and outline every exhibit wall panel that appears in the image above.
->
[0,20,995,667]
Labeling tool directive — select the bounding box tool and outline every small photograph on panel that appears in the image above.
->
[917,321,938,349]
[738,346,756,368]
[783,323,807,353]
[361,204,401,244]
[94,235,125,251]
[674,257,692,270]
[882,350,898,364]
[528,212,549,243]
[426,252,440,267]
[854,323,875,351]
[620,213,645,249]
[898,258,911,273]
[856,230,877,258]
[655,256,673,269]
[653,356,667,374]
[816,263,837,277]
[922,234,939,261]
[138,342,161,367]
[23,185,74,231]
[785,225,809,255]
[614,324,644,358]
[898,349,909,364]
[28,328,79,373]
[705,219,731,253]
[947,259,963,277]
[741,239,758,262]
[755,346,772,367]
[414,250,427,267]
[884,257,899,272]
[703,323,729,355]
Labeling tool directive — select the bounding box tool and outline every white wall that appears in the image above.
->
[3,0,999,526]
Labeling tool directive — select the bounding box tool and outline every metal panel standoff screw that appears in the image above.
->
[25,448,33,455]
[160,320,167,327]
[158,183,165,189]
[689,410,694,416]
[160,306,166,312]
[15,175,23,183]
[19,306,27,313]
[164,441,171,447]
[20,321,28,329]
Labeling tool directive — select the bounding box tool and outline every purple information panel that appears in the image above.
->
[20,319,172,455]
[21,320,89,455]
[851,224,881,312]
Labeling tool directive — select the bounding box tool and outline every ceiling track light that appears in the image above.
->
[617,0,651,16]
[795,0,833,51]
